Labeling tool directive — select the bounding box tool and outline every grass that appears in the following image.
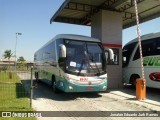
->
[0,72,20,83]
[0,72,36,120]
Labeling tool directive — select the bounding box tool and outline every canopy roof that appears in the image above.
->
[50,0,160,29]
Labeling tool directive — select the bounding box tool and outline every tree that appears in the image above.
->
[3,50,14,79]
[3,50,13,61]
[17,56,25,63]
[17,56,26,70]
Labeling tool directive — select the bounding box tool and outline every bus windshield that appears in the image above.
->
[65,40,106,76]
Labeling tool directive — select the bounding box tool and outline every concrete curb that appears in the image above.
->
[106,90,160,111]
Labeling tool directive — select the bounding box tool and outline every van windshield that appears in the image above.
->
[64,40,106,76]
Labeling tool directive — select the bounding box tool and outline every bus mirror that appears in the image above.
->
[105,48,119,65]
[105,48,114,62]
[105,51,109,62]
[108,48,114,61]
[59,44,66,58]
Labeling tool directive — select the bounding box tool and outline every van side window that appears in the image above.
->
[156,37,160,55]
[133,40,153,60]
[123,42,136,67]
[133,46,140,61]
[133,39,155,61]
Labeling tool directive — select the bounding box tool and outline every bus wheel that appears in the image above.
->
[52,75,59,93]
[35,72,39,83]
[130,74,140,88]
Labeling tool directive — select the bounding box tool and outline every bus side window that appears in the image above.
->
[156,38,160,55]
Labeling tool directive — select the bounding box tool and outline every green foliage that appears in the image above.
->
[0,72,20,84]
[0,72,36,120]
[3,50,14,78]
[17,56,25,63]
[17,56,26,71]
[3,50,13,60]
[0,66,7,72]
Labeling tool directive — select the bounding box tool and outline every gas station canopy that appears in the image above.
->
[50,0,160,29]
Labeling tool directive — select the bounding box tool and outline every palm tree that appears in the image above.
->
[3,50,13,79]
[3,50,13,60]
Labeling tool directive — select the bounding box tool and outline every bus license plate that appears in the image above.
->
[86,87,93,90]
[80,77,88,82]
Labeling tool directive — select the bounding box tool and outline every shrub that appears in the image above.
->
[0,66,7,72]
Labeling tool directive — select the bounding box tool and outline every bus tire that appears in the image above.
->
[51,75,59,93]
[130,74,140,88]
[35,72,39,83]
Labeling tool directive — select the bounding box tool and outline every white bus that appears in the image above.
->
[123,32,160,88]
[34,34,110,93]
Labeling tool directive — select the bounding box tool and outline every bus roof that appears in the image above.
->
[124,32,160,46]
[53,34,101,42]
[35,34,101,53]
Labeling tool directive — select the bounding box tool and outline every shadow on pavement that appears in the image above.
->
[21,79,102,102]
[21,79,160,104]
[16,83,29,98]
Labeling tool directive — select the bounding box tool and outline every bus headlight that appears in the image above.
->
[69,86,73,90]
[60,82,64,87]
[103,85,107,89]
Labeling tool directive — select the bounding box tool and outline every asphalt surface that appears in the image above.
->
[18,72,160,120]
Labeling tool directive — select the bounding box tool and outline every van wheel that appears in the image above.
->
[130,74,140,88]
[52,75,59,93]
[35,72,39,83]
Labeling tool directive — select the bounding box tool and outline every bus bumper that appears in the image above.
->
[59,80,107,92]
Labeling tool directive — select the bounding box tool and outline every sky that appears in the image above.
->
[0,0,160,61]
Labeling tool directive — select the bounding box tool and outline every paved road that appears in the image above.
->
[18,72,160,120]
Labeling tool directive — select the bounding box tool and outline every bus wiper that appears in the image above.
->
[77,52,90,76]
[84,51,100,76]
[77,58,84,76]
[89,57,101,76]
[92,59,101,76]
[77,51,100,76]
